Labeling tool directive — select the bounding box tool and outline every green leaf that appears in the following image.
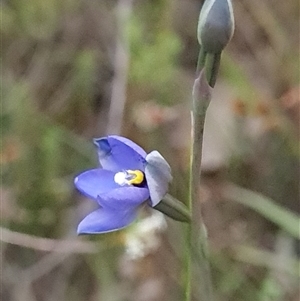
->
[224,184,300,239]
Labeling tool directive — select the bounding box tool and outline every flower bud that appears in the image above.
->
[197,0,234,53]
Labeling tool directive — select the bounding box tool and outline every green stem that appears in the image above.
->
[196,47,207,75]
[185,70,214,301]
[184,222,192,300]
[205,52,221,87]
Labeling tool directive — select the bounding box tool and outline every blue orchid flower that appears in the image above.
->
[74,135,172,234]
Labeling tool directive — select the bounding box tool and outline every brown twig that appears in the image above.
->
[0,227,97,253]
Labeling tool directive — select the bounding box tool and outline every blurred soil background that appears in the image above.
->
[1,0,299,301]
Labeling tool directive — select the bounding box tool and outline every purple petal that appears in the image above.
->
[74,169,120,201]
[109,136,147,158]
[93,136,147,171]
[77,208,137,234]
[98,186,149,210]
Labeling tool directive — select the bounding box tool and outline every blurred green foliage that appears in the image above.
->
[128,15,181,99]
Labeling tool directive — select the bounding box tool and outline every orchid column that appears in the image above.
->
[185,0,234,300]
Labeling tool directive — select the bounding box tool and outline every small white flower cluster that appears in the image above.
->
[124,211,167,259]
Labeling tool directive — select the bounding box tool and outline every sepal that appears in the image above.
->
[145,151,172,206]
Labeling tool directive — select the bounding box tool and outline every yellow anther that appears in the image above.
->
[127,170,144,185]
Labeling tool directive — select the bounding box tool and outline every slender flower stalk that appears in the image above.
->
[185,0,234,300]
[185,70,213,301]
